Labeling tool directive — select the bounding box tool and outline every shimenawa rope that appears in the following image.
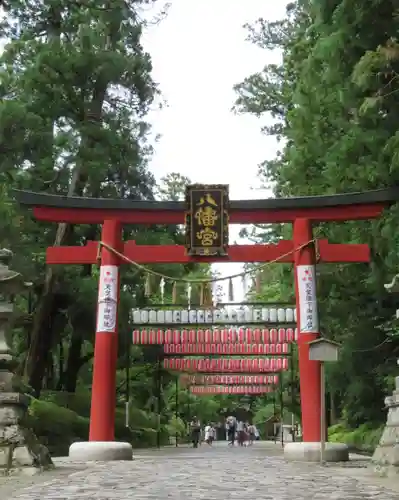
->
[96,239,317,285]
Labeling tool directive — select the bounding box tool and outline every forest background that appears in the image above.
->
[0,0,397,454]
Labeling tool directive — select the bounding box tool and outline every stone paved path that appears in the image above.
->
[2,442,399,499]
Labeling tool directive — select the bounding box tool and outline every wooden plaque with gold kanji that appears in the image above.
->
[185,184,229,257]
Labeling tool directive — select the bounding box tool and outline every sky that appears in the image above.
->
[142,0,287,301]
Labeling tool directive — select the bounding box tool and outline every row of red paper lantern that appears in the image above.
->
[180,374,279,385]
[132,328,297,345]
[164,343,289,355]
[190,385,274,394]
[163,357,288,372]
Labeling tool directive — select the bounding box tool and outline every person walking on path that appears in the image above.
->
[237,420,246,446]
[190,416,201,448]
[209,423,216,445]
[226,415,237,446]
[204,423,212,445]
[248,423,255,446]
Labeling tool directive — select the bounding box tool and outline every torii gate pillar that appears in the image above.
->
[70,220,133,461]
[89,219,121,442]
[293,218,321,442]
[285,219,349,462]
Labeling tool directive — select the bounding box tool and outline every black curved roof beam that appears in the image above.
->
[12,187,399,224]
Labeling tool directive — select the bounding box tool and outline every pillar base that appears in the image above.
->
[284,442,349,462]
[69,442,133,461]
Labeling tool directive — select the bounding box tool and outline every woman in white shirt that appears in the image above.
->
[204,423,211,445]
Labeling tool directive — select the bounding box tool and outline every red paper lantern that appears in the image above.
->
[189,385,274,395]
[164,357,289,372]
[181,374,279,385]
[161,343,290,355]
[132,328,299,345]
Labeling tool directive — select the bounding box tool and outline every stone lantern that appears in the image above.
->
[371,273,399,476]
[0,249,53,474]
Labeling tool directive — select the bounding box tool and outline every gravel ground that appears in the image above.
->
[0,442,398,499]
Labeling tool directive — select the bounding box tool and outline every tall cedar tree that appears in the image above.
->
[234,0,399,426]
[0,0,158,395]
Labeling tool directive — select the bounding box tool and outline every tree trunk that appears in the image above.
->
[25,178,79,389]
[63,331,84,393]
[63,351,94,393]
[56,339,65,391]
[44,351,55,390]
[330,391,337,425]
[28,317,53,397]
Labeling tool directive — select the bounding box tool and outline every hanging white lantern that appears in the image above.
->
[159,278,165,304]
[148,310,157,323]
[244,307,253,323]
[189,309,197,323]
[205,309,213,323]
[228,309,237,322]
[277,308,286,322]
[253,309,262,322]
[197,309,205,323]
[132,310,141,324]
[269,308,277,322]
[221,309,229,322]
[186,283,192,308]
[172,310,181,323]
[237,308,245,323]
[181,309,189,323]
[261,308,269,321]
[213,309,222,323]
[285,308,294,322]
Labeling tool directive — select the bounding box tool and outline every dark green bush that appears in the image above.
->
[328,422,383,453]
[25,393,170,456]
[26,398,89,456]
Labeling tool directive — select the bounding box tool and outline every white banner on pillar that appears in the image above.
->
[297,265,319,333]
[98,265,118,302]
[97,265,118,332]
[97,302,117,332]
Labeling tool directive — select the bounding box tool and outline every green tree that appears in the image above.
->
[0,0,159,394]
[158,172,191,201]
[234,1,399,428]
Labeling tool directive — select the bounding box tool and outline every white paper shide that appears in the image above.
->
[97,265,118,332]
[297,265,319,333]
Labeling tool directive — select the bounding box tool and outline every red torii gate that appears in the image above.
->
[14,187,399,451]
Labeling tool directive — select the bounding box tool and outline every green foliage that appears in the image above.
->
[166,416,186,439]
[252,403,276,426]
[26,390,170,456]
[26,398,89,456]
[329,423,384,453]
[234,1,399,433]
